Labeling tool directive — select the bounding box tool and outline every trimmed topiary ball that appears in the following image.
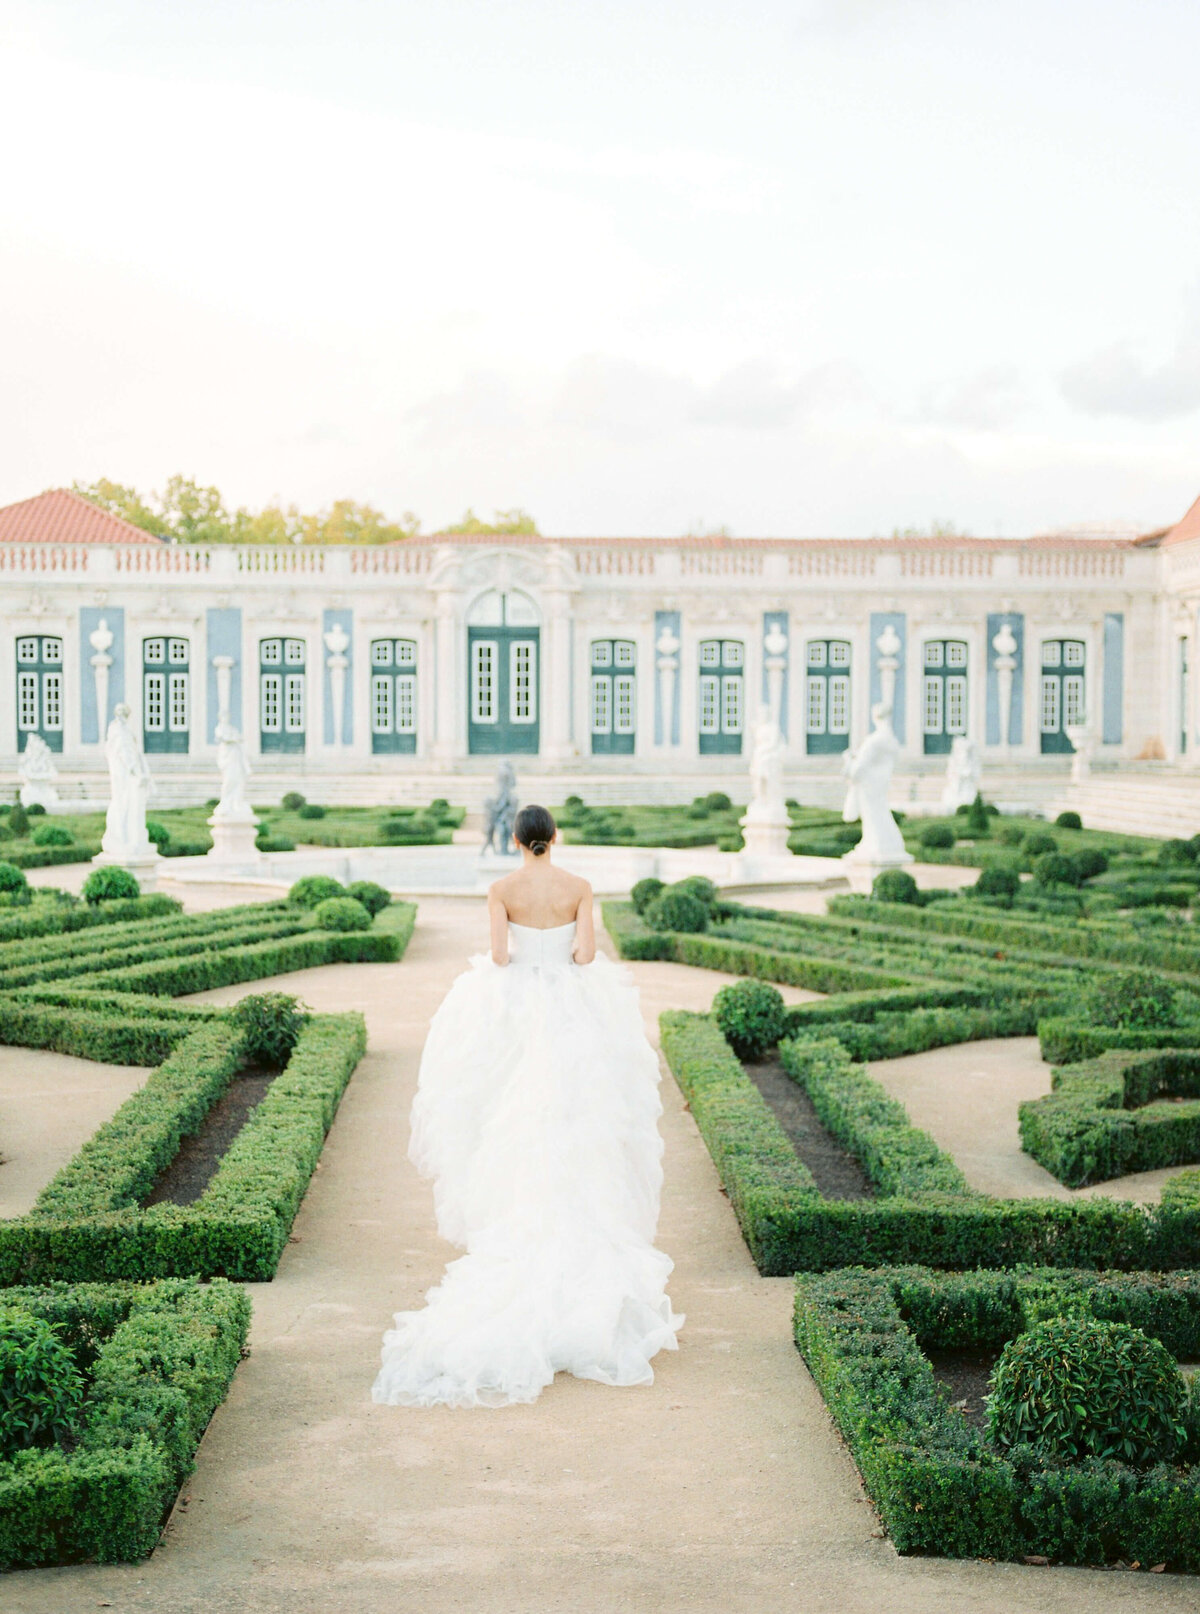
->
[1159,838,1197,867]
[671,875,717,910]
[144,820,171,852]
[1086,970,1177,1029]
[712,979,787,1060]
[630,877,666,916]
[0,862,29,901]
[298,803,327,820]
[82,865,140,904]
[1024,831,1058,857]
[918,824,955,850]
[8,804,30,837]
[0,1304,84,1461]
[1055,810,1083,830]
[1071,848,1110,882]
[31,823,73,847]
[313,895,372,932]
[287,875,344,908]
[872,869,919,904]
[228,992,307,1067]
[281,791,306,810]
[975,865,1020,900]
[986,1315,1188,1467]
[703,792,733,813]
[998,824,1026,847]
[645,888,708,934]
[345,880,391,916]
[1032,852,1081,887]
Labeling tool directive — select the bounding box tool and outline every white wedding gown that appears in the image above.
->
[371,921,684,1408]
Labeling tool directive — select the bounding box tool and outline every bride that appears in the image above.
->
[371,803,684,1408]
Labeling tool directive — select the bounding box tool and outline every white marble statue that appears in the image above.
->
[746,704,786,820]
[17,733,59,810]
[842,704,909,864]
[212,719,254,821]
[100,703,154,859]
[939,735,981,813]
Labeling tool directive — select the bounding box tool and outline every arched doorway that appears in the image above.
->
[467,589,541,755]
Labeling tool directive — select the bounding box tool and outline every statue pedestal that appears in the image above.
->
[91,851,159,892]
[206,814,262,864]
[738,810,791,861]
[19,782,59,811]
[840,844,914,895]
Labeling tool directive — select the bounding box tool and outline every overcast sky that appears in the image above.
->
[2,0,1198,536]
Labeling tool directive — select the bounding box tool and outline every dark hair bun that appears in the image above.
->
[514,803,556,856]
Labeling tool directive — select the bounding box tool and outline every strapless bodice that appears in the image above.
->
[507,920,576,969]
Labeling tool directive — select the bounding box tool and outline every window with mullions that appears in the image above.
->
[698,639,744,755]
[15,635,64,753]
[805,639,851,754]
[590,639,636,754]
[260,637,306,753]
[921,639,968,755]
[142,637,190,753]
[369,638,418,754]
[1040,638,1086,754]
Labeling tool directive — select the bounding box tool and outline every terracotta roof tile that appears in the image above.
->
[1149,492,1200,549]
[0,489,163,545]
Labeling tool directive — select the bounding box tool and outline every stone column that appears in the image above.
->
[433,589,459,763]
[542,586,573,760]
[89,618,114,738]
[323,622,349,748]
[992,620,1018,755]
[876,623,901,717]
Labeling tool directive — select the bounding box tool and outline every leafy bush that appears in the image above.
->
[998,824,1025,846]
[1024,831,1057,856]
[281,791,306,810]
[918,824,955,849]
[672,875,718,910]
[31,824,73,848]
[298,803,327,820]
[630,877,666,916]
[287,875,344,908]
[0,1304,84,1461]
[345,880,391,917]
[974,866,1019,900]
[313,895,372,932]
[0,862,30,901]
[872,869,919,904]
[964,793,990,836]
[429,797,452,819]
[1087,970,1178,1029]
[144,820,171,852]
[1160,838,1197,866]
[645,888,708,934]
[1032,851,1080,887]
[1071,847,1109,881]
[82,866,141,904]
[687,800,710,820]
[25,803,46,817]
[703,792,733,813]
[256,833,296,852]
[8,804,30,837]
[228,992,307,1067]
[1055,810,1083,830]
[986,1315,1188,1466]
[712,979,787,1060]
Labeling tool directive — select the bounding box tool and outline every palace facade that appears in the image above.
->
[2,487,1199,826]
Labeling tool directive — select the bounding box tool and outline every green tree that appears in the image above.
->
[156,475,234,544]
[442,507,539,536]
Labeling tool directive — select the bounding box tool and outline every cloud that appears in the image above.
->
[913,366,1024,430]
[1060,338,1200,421]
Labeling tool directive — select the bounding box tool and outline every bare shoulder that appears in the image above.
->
[556,869,592,903]
[488,871,519,903]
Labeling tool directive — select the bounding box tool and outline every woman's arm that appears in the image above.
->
[488,888,510,965]
[572,883,596,965]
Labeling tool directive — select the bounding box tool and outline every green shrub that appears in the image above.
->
[1087,970,1178,1029]
[25,803,46,817]
[345,880,391,917]
[298,803,327,820]
[712,979,787,1060]
[31,824,73,848]
[313,895,372,932]
[964,793,990,836]
[1032,851,1080,887]
[1160,838,1197,866]
[687,800,709,820]
[1055,810,1083,830]
[281,791,306,810]
[672,874,718,909]
[228,993,306,1067]
[645,889,708,934]
[82,867,141,905]
[998,824,1025,846]
[0,862,30,901]
[287,875,344,908]
[9,804,29,837]
[0,1304,84,1461]
[974,866,1019,900]
[429,797,452,819]
[256,833,296,852]
[630,877,666,916]
[986,1315,1188,1466]
[918,824,955,850]
[703,792,733,813]
[144,820,171,852]
[1024,831,1057,856]
[1071,847,1109,881]
[872,869,919,904]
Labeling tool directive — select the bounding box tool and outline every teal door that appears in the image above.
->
[805,639,851,755]
[468,627,540,754]
[590,639,636,755]
[260,637,307,754]
[15,635,64,753]
[143,637,190,754]
[1039,639,1085,754]
[370,638,418,755]
[921,639,968,756]
[698,639,744,755]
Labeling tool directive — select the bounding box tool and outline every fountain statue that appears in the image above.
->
[93,704,157,886]
[841,704,912,874]
[482,760,519,857]
[207,719,261,863]
[739,704,790,859]
[17,733,60,811]
[939,735,981,813]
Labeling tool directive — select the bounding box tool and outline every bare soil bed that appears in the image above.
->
[746,1054,874,1200]
[145,1063,277,1206]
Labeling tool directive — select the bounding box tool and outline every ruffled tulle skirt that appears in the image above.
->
[371,952,684,1408]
